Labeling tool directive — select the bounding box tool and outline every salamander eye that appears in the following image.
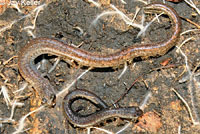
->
[135,107,143,116]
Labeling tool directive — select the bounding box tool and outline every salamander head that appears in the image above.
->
[134,107,143,117]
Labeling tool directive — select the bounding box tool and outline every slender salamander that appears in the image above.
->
[18,3,181,106]
[63,89,143,127]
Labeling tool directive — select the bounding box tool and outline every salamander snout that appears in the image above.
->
[134,107,143,117]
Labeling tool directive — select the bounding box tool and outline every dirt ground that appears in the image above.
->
[0,0,200,134]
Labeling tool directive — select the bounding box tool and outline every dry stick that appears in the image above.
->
[177,65,187,83]
[135,0,148,4]
[0,4,46,34]
[178,125,181,134]
[23,4,47,38]
[180,16,200,29]
[12,105,45,134]
[114,64,179,104]
[181,29,200,36]
[176,41,200,125]
[56,68,91,98]
[191,62,200,75]
[120,0,127,4]
[87,127,114,134]
[188,62,200,124]
[184,0,200,15]
[176,37,195,52]
[118,62,128,79]
[88,0,101,7]
[114,73,144,105]
[3,56,18,65]
[13,82,28,94]
[0,73,7,81]
[1,85,11,107]
[48,58,61,74]
[0,82,26,125]
[139,90,152,110]
[171,88,199,125]
[0,118,15,124]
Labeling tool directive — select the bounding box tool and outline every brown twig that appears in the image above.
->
[180,16,200,29]
[114,64,181,104]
